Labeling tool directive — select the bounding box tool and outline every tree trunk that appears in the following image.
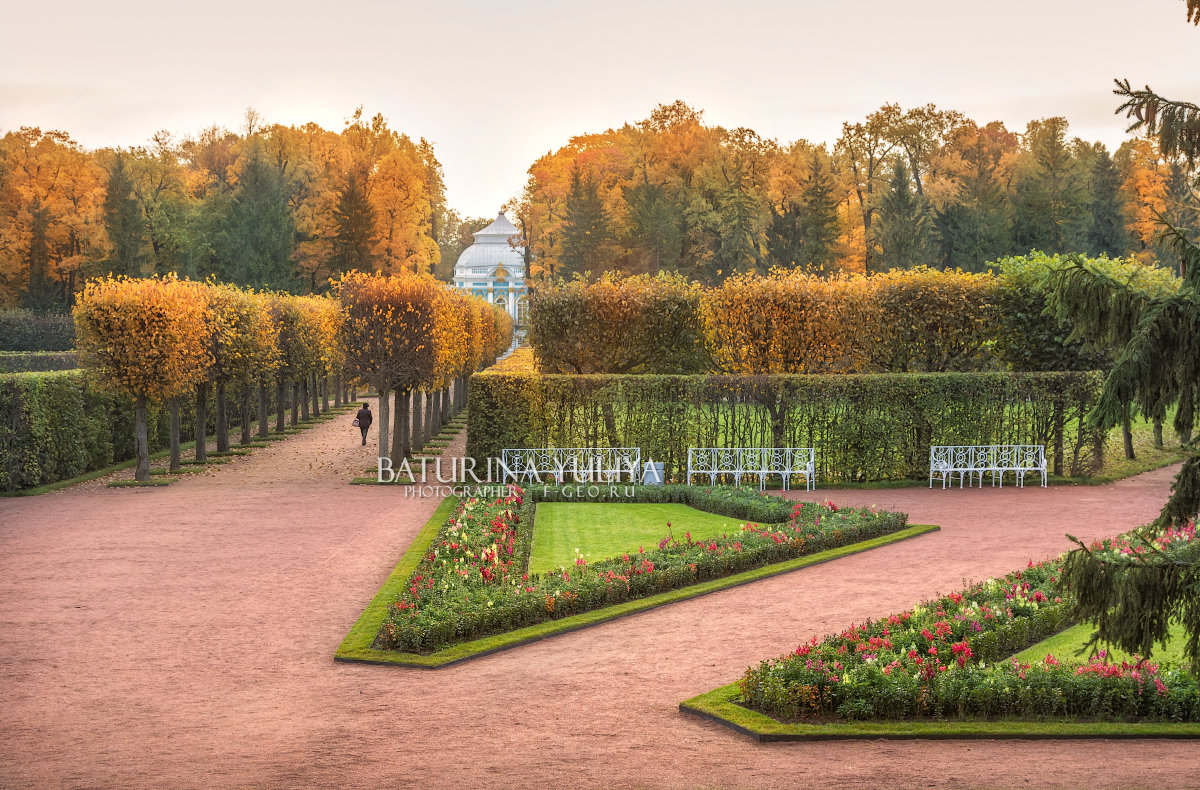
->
[300,377,310,421]
[393,388,411,463]
[134,395,150,482]
[1153,419,1164,450]
[378,384,391,460]
[423,389,434,446]
[168,396,181,472]
[276,376,286,432]
[432,389,442,436]
[195,381,208,461]
[240,385,251,445]
[1122,408,1135,460]
[291,380,299,425]
[311,372,320,416]
[215,381,229,453]
[411,390,424,452]
[1052,399,1065,477]
[351,386,358,403]
[322,375,330,413]
[258,381,269,438]
[334,372,342,408]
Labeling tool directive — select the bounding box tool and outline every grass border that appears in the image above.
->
[679,682,1200,741]
[334,517,939,669]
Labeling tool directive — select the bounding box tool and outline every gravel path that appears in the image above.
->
[1,414,1194,790]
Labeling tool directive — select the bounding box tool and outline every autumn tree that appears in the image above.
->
[337,272,441,460]
[74,275,211,480]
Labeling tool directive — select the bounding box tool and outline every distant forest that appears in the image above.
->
[0,108,490,310]
[510,101,1198,283]
[2,99,1197,311]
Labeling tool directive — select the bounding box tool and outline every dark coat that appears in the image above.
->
[356,407,373,428]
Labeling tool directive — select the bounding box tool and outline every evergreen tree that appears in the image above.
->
[332,169,376,275]
[1085,147,1129,257]
[219,144,296,290]
[1053,22,1200,666]
[1012,118,1087,253]
[626,180,682,273]
[22,197,57,310]
[767,150,840,271]
[875,157,928,271]
[562,163,609,276]
[102,153,147,277]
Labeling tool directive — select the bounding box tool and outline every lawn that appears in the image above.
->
[528,502,750,575]
[1013,621,1191,667]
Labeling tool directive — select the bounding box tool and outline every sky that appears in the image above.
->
[1,0,1196,218]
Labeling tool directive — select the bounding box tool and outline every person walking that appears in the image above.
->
[354,402,373,446]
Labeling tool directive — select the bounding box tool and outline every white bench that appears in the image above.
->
[500,447,641,484]
[929,445,1047,489]
[687,447,816,491]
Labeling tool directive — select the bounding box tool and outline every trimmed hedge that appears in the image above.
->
[0,351,79,373]
[0,370,287,491]
[467,370,1105,483]
[1,371,137,490]
[0,309,75,351]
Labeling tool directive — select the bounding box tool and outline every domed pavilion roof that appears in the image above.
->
[454,212,526,278]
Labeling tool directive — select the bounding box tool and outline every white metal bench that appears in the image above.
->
[929,445,1047,489]
[500,447,641,484]
[686,447,816,491]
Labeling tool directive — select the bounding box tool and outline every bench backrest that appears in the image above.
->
[689,447,814,473]
[930,445,1045,469]
[501,447,642,481]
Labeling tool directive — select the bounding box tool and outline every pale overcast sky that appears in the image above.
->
[1,0,1196,217]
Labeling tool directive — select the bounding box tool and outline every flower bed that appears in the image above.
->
[376,485,909,653]
[738,522,1199,724]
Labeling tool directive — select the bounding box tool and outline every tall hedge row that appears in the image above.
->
[0,370,280,491]
[0,309,75,351]
[0,352,79,373]
[467,370,1105,482]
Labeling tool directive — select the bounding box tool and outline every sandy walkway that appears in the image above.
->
[0,414,1194,789]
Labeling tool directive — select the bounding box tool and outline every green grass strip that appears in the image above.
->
[335,497,460,659]
[207,449,252,457]
[679,682,1200,741]
[107,479,173,488]
[334,522,939,669]
[150,467,207,476]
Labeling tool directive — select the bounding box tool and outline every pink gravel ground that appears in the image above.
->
[1,410,1196,789]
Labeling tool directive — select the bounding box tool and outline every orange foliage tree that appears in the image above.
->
[336,272,442,459]
[73,275,211,480]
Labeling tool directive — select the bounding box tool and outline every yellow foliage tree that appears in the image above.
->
[74,275,211,480]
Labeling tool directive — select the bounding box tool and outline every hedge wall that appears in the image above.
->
[0,351,79,373]
[0,371,286,491]
[467,370,1105,483]
[0,309,75,351]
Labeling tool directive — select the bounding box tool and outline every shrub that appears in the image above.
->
[467,370,1105,482]
[0,309,75,351]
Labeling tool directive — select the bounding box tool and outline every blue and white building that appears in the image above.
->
[452,212,528,325]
